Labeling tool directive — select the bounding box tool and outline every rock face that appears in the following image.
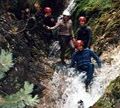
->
[0,0,64,99]
[0,0,71,107]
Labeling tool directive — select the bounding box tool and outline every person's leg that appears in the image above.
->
[59,36,66,63]
[47,31,52,45]
[85,63,94,91]
[67,36,75,56]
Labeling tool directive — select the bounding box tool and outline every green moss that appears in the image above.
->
[75,0,112,14]
[92,77,120,108]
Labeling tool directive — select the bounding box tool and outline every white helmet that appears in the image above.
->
[63,10,71,16]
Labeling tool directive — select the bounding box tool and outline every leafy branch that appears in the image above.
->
[0,49,39,108]
[0,49,13,79]
[0,82,39,108]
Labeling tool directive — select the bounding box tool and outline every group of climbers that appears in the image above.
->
[39,5,102,91]
[11,2,101,92]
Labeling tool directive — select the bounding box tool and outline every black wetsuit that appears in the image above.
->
[77,26,92,48]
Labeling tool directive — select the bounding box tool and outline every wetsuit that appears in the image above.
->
[77,26,92,48]
[70,49,101,85]
[43,15,56,53]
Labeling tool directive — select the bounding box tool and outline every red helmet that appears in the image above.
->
[44,7,52,13]
[75,40,84,47]
[79,16,86,22]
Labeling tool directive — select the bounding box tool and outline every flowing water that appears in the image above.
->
[65,0,76,12]
[58,0,76,20]
[49,41,60,58]
[45,46,120,108]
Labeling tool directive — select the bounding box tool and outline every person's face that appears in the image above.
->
[34,3,41,11]
[63,15,69,22]
[77,45,83,51]
[79,20,85,27]
[45,12,51,17]
[46,12,51,16]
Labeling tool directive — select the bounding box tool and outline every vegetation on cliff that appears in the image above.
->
[92,77,120,108]
[73,0,120,56]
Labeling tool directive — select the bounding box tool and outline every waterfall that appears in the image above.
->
[58,0,76,21]
[65,0,76,12]
[46,46,120,108]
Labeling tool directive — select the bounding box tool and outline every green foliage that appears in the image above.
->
[0,81,39,108]
[74,0,112,23]
[97,95,113,108]
[93,77,120,107]
[88,0,112,9]
[76,0,112,12]
[111,78,120,99]
[0,49,14,79]
[0,49,39,107]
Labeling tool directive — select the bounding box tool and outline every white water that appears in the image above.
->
[65,0,76,12]
[49,41,60,58]
[47,46,120,108]
[58,0,76,20]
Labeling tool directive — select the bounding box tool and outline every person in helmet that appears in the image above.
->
[76,16,92,49]
[42,7,56,54]
[43,7,56,27]
[47,10,75,64]
[70,40,101,92]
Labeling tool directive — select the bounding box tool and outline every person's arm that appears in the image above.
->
[87,27,92,48]
[47,21,60,30]
[90,50,101,68]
